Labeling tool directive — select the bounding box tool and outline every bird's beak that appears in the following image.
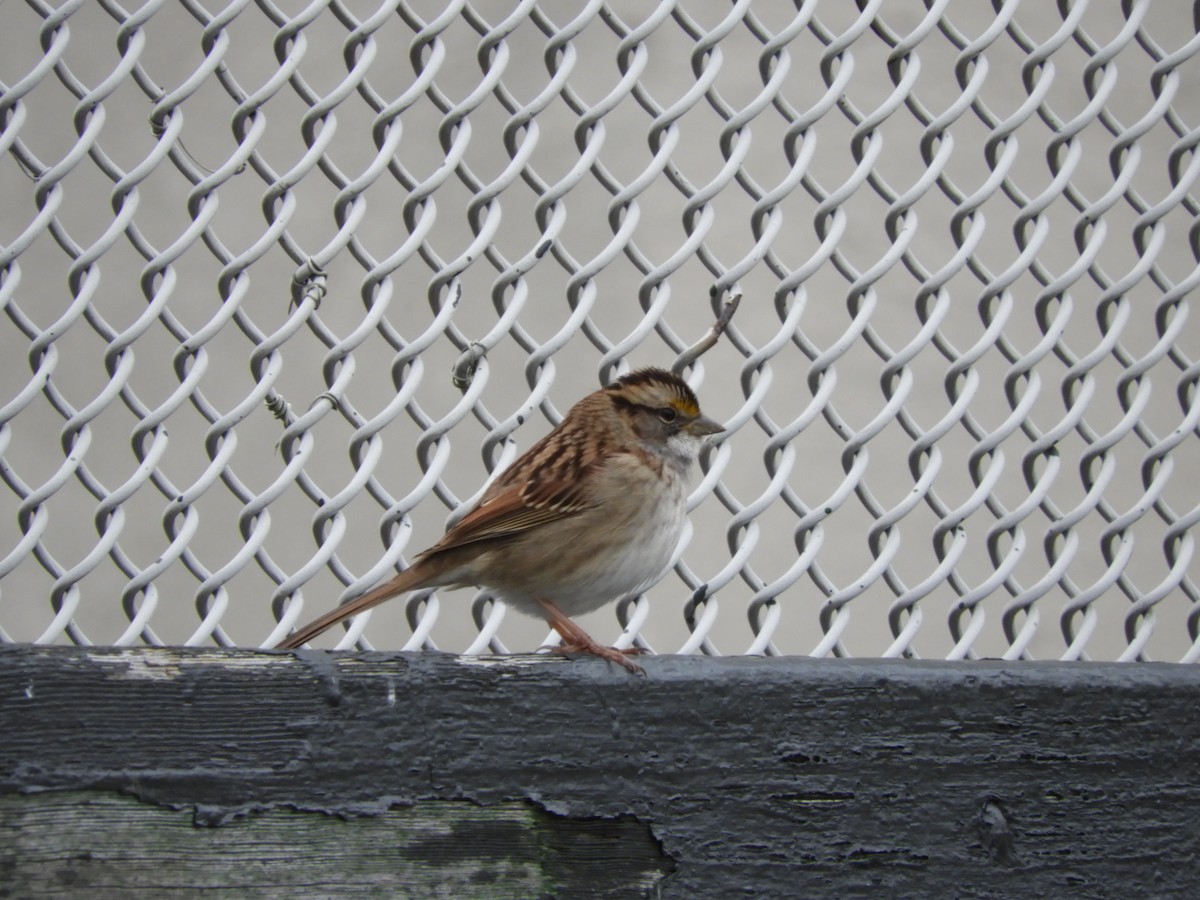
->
[687,414,724,437]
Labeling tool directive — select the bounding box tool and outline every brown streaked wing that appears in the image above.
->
[422,392,615,555]
[420,467,599,556]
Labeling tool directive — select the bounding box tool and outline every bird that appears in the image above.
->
[277,367,723,673]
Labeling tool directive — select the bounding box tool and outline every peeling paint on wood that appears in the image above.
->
[2,646,1199,897]
[0,791,669,897]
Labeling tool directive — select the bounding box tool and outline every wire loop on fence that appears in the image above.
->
[0,1,1196,662]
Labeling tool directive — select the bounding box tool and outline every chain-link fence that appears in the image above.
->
[2,0,1197,662]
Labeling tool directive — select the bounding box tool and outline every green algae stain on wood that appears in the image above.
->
[0,792,673,898]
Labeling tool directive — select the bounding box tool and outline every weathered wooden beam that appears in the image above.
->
[1,791,666,897]
[2,646,1198,897]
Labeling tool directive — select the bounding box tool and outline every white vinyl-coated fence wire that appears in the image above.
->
[0,0,1197,663]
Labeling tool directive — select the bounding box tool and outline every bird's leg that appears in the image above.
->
[535,597,645,675]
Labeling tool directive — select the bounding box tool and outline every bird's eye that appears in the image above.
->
[657,407,678,424]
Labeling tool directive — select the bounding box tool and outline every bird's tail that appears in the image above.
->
[276,565,429,650]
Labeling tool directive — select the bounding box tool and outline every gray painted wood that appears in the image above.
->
[2,646,1198,897]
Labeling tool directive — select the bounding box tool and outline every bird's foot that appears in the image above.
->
[535,596,646,675]
[550,638,645,675]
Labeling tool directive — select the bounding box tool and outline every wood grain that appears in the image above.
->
[2,646,1199,897]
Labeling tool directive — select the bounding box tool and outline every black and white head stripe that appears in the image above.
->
[607,368,701,417]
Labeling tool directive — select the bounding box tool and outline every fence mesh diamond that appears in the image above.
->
[1,0,1197,661]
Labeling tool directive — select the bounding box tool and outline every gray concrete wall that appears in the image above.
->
[1,3,1197,659]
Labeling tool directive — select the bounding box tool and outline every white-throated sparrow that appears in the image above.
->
[277,367,723,673]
